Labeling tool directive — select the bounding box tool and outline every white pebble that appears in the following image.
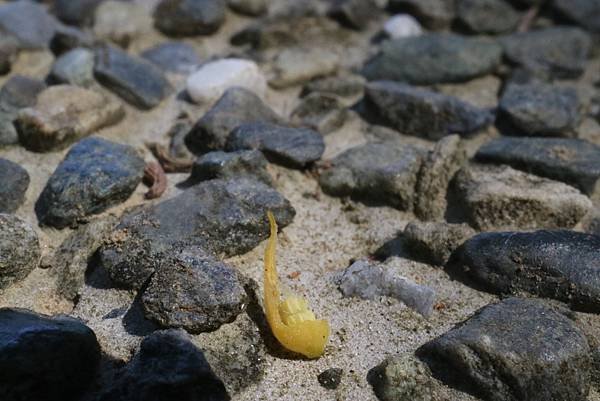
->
[383,14,423,39]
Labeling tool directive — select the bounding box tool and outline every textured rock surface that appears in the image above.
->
[456,0,520,34]
[0,75,45,146]
[190,150,272,185]
[0,214,40,290]
[318,368,343,390]
[154,0,226,37]
[369,355,440,401]
[290,92,348,134]
[0,158,29,214]
[49,48,95,87]
[404,221,475,266]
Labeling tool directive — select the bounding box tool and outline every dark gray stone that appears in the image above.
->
[0,308,101,401]
[291,92,348,134]
[0,1,59,49]
[140,41,201,74]
[553,0,600,33]
[388,0,455,30]
[369,355,440,401]
[0,76,46,146]
[190,150,272,185]
[36,137,144,228]
[0,36,17,75]
[53,0,104,26]
[99,178,295,289]
[318,368,343,390]
[94,45,173,110]
[418,297,590,401]
[362,34,502,85]
[456,0,520,34]
[0,159,29,214]
[226,122,324,168]
[50,24,95,55]
[329,0,382,30]
[228,0,267,16]
[364,81,494,140]
[185,87,284,154]
[154,0,226,37]
[301,72,365,98]
[404,221,475,266]
[49,47,95,87]
[0,214,40,290]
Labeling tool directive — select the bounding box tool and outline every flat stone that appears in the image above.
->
[383,14,423,38]
[35,137,144,228]
[553,0,600,33]
[417,297,591,401]
[94,45,173,110]
[404,221,476,266]
[54,0,104,26]
[185,87,284,154]
[0,1,59,49]
[369,355,440,401]
[0,159,29,214]
[319,142,425,210]
[363,34,502,85]
[93,1,152,47]
[455,164,592,230]
[0,214,40,290]
[269,47,339,89]
[226,122,325,168]
[49,47,95,87]
[99,178,295,289]
[190,150,272,185]
[291,92,348,134]
[301,72,366,98]
[154,0,226,37]
[16,85,125,152]
[388,0,455,30]
[363,81,494,140]
[228,0,267,16]
[456,0,520,34]
[140,41,201,74]
[0,308,101,401]
[329,0,382,30]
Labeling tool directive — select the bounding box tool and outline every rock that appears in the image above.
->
[584,212,600,236]
[228,0,267,16]
[0,159,29,214]
[93,1,152,47]
[404,221,475,266]
[414,135,466,220]
[290,92,348,134]
[553,0,600,33]
[418,298,591,401]
[99,178,295,289]
[54,0,104,26]
[301,72,366,98]
[50,24,95,55]
[498,82,581,137]
[0,111,17,146]
[0,36,17,75]
[168,118,194,161]
[0,308,101,401]
[500,27,591,79]
[455,164,592,230]
[154,0,226,37]
[48,47,95,87]
[142,250,248,333]
[0,214,40,290]
[185,87,284,154]
[16,85,125,152]
[329,0,382,30]
[269,47,338,89]
[319,142,425,210]
[338,259,436,317]
[35,137,144,228]
[140,41,201,74]
[363,81,494,140]
[190,150,272,185]
[186,58,266,104]
[383,14,423,39]
[0,1,59,49]
[475,137,600,198]
[0,75,45,146]
[388,0,455,30]
[99,329,229,401]
[226,122,324,168]
[369,355,439,401]
[318,368,343,390]
[456,0,520,34]
[363,34,502,84]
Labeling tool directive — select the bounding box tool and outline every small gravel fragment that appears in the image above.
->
[190,150,272,185]
[318,368,343,390]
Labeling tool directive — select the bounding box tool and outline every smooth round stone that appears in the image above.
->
[383,14,423,38]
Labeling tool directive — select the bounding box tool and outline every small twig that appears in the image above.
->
[143,161,167,199]
[146,142,194,173]
[518,2,544,32]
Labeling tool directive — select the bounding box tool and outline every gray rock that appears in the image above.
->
[500,27,591,79]
[329,0,382,30]
[0,75,44,145]
[168,118,194,160]
[499,82,581,136]
[93,1,152,47]
[369,355,439,401]
[228,0,267,16]
[269,47,339,89]
[584,212,600,236]
[94,45,173,110]
[154,0,226,37]
[0,159,29,214]
[456,0,520,34]
[190,150,272,185]
[364,81,494,140]
[404,221,475,266]
[553,0,600,33]
[291,92,348,134]
[417,297,591,401]
[99,178,295,289]
[0,308,101,401]
[362,34,502,85]
[388,0,455,30]
[318,368,343,390]
[185,87,284,154]
[140,41,201,74]
[54,0,104,26]
[455,164,591,230]
[226,122,325,168]
[0,214,40,290]
[0,1,59,49]
[319,142,425,210]
[142,250,248,333]
[0,36,17,75]
[302,72,366,98]
[475,137,600,198]
[35,137,144,228]
[50,24,95,55]
[49,47,95,87]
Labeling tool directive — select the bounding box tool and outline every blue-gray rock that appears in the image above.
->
[553,0,600,33]
[53,0,104,26]
[0,1,59,49]
[49,47,95,87]
[475,137,600,197]
[417,297,591,401]
[154,0,226,37]
[500,27,591,79]
[99,329,229,401]
[0,214,39,290]
[99,178,295,289]
[0,159,29,213]
[363,81,494,140]
[0,75,46,146]
[35,137,144,228]
[190,150,272,185]
[94,45,173,110]
[388,0,455,29]
[404,221,476,266]
[362,34,502,84]
[226,122,325,168]
[456,0,520,34]
[140,41,201,74]
[228,0,267,16]
[0,308,101,401]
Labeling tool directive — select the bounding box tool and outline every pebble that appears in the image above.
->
[54,0,104,26]
[49,47,95,87]
[16,85,125,152]
[387,0,455,30]
[363,81,494,140]
[317,368,343,390]
[93,1,152,47]
[35,137,144,228]
[0,36,17,75]
[94,45,173,110]
[328,0,383,30]
[456,0,520,34]
[0,159,29,214]
[404,221,476,266]
[186,58,266,104]
[301,72,366,98]
[0,308,101,401]
[455,164,592,230]
[0,75,45,146]
[418,297,591,401]
[0,0,59,49]
[383,14,423,39]
[140,41,201,74]
[190,150,273,185]
[154,0,226,37]
[50,24,95,55]
[228,0,268,16]
[269,47,339,89]
[0,214,40,290]
[553,0,600,33]
[291,92,348,134]
[226,122,325,168]
[369,355,439,401]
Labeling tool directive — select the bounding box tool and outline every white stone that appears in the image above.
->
[383,14,423,39]
[186,58,267,104]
